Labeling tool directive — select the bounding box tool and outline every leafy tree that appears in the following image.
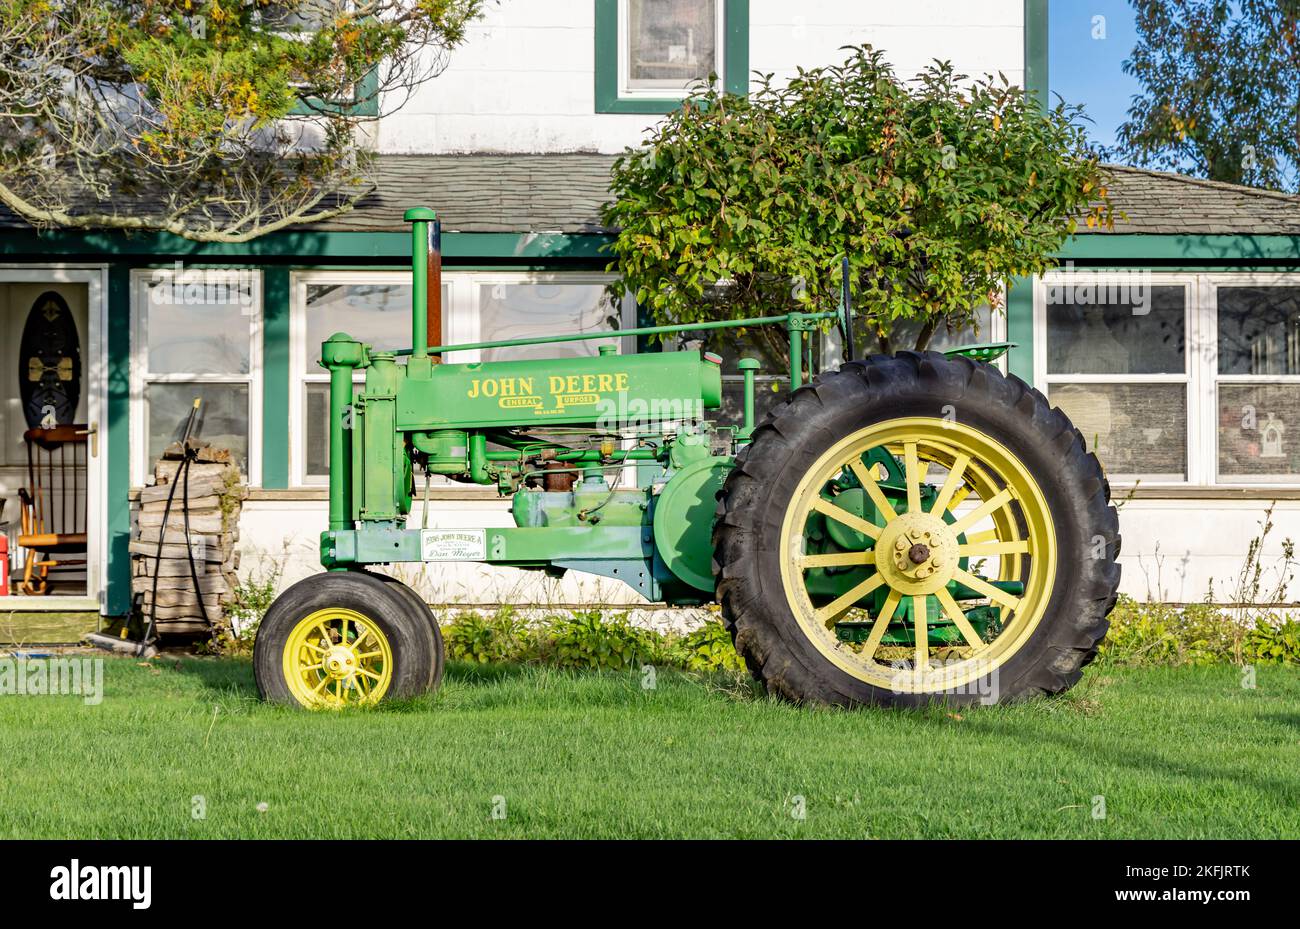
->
[0,0,483,241]
[1111,0,1300,191]
[604,46,1112,354]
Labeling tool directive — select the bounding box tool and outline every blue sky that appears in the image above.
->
[1049,0,1142,153]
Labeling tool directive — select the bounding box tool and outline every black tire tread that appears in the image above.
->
[712,351,1121,708]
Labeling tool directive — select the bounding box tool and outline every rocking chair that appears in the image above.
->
[16,425,88,595]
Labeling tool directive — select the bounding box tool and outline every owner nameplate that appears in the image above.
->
[420,529,486,561]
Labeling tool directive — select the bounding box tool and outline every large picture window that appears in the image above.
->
[1036,272,1300,487]
[290,271,629,484]
[131,269,262,485]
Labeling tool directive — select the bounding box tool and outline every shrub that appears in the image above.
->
[545,611,658,671]
[442,607,534,664]
[1099,595,1300,667]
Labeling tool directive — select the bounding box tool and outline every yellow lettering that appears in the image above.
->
[615,373,629,391]
[581,374,598,393]
[549,376,565,394]
[519,377,534,395]
[597,374,614,392]
[566,375,582,393]
[482,379,498,398]
[467,379,480,399]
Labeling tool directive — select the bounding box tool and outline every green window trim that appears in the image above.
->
[291,67,380,118]
[262,267,292,489]
[595,0,749,114]
[1024,0,1049,109]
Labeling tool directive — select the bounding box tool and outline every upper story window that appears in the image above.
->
[596,0,747,114]
[622,0,720,97]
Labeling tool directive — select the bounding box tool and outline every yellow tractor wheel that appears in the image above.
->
[714,351,1120,707]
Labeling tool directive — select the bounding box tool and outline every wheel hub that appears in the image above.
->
[877,511,958,595]
[322,644,358,680]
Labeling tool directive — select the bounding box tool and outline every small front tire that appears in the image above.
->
[253,571,439,708]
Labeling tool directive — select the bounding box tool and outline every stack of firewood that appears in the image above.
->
[130,444,245,638]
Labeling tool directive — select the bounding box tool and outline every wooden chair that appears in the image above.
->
[16,425,88,595]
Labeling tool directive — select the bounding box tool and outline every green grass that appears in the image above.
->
[1,658,1297,838]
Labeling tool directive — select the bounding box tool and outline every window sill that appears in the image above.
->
[1112,485,1300,500]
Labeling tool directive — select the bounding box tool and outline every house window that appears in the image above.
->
[290,271,629,484]
[1036,272,1300,487]
[595,0,748,114]
[1214,283,1300,484]
[623,0,720,95]
[131,269,262,485]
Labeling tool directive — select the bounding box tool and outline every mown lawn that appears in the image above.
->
[0,658,1296,839]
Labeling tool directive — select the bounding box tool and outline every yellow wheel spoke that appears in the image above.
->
[958,540,1031,557]
[796,550,876,569]
[287,607,394,708]
[953,568,1022,610]
[934,587,987,651]
[813,573,886,625]
[948,485,972,510]
[930,452,970,515]
[963,529,999,545]
[912,595,929,668]
[847,459,897,524]
[903,442,922,513]
[860,589,901,662]
[811,497,883,540]
[949,487,1014,535]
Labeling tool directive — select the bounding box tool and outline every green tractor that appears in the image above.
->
[252,208,1121,709]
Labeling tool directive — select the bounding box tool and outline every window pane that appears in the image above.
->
[304,382,363,479]
[1217,286,1300,375]
[1045,284,1185,375]
[145,277,254,375]
[304,282,439,357]
[478,283,620,362]
[1048,383,1187,480]
[146,383,249,476]
[627,0,717,92]
[1218,384,1300,483]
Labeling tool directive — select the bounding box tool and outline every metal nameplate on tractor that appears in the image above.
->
[420,529,486,561]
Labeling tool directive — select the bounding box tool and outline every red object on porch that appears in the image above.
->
[0,535,9,595]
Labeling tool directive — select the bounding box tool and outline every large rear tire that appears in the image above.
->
[713,352,1120,708]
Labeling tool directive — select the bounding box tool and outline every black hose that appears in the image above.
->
[141,400,201,654]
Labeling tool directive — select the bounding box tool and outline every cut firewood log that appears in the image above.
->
[127,540,225,562]
[132,574,228,594]
[132,445,245,640]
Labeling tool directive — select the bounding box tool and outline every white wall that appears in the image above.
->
[377,0,1026,154]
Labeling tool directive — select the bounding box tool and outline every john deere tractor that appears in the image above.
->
[252,208,1121,709]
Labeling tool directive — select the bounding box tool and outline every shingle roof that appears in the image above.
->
[3,154,1299,237]
[1092,164,1300,235]
[308,154,618,234]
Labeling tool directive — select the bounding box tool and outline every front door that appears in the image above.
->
[0,269,104,608]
